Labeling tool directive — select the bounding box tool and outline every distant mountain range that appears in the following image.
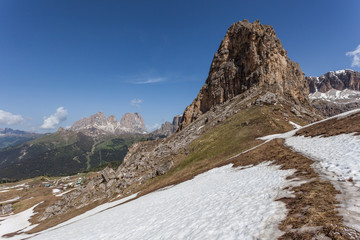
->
[306,69,360,116]
[0,112,149,180]
[0,128,44,150]
[0,112,181,180]
[71,112,147,137]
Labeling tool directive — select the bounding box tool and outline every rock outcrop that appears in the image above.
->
[180,20,310,129]
[0,204,13,215]
[70,112,147,136]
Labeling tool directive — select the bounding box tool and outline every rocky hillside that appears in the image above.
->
[0,128,43,150]
[306,70,360,116]
[34,20,321,233]
[180,20,311,129]
[71,112,147,136]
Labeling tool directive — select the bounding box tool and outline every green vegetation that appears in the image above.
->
[0,135,43,150]
[0,131,147,180]
[138,105,298,194]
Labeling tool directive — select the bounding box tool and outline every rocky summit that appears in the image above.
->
[71,112,147,136]
[119,113,147,134]
[180,19,310,129]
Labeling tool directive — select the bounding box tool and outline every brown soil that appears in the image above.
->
[296,111,360,137]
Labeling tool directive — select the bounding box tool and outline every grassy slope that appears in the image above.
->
[129,104,359,238]
[136,104,307,195]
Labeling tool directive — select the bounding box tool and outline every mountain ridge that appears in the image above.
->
[306,69,360,116]
[71,112,147,136]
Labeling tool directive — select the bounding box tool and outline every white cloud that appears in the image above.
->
[131,98,143,107]
[146,123,160,132]
[133,77,166,84]
[41,107,68,129]
[346,45,360,67]
[0,110,24,125]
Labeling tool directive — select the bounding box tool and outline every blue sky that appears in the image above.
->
[1,0,359,132]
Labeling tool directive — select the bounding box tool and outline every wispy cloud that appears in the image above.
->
[0,110,24,125]
[146,123,160,132]
[346,45,360,67]
[130,98,143,107]
[131,77,166,84]
[41,107,68,129]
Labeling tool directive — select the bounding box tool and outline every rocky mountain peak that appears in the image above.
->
[107,115,118,125]
[180,19,310,128]
[71,112,147,135]
[71,112,107,131]
[120,113,146,134]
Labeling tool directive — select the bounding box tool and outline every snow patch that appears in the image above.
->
[0,197,20,205]
[29,163,295,240]
[309,89,360,101]
[0,202,42,239]
[285,134,360,184]
[55,188,75,197]
[285,133,360,231]
[289,121,301,129]
[52,189,60,195]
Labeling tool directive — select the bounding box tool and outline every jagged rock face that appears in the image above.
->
[180,20,310,128]
[172,115,182,127]
[71,112,109,132]
[306,70,360,116]
[120,113,146,134]
[70,112,147,136]
[306,70,360,93]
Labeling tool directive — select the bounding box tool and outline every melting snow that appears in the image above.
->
[309,89,360,101]
[258,109,360,232]
[52,189,60,195]
[29,163,295,240]
[55,188,75,197]
[285,133,360,231]
[286,133,360,185]
[0,197,20,205]
[289,121,301,129]
[0,202,42,239]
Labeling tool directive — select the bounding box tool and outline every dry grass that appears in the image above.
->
[230,139,360,239]
[296,111,360,137]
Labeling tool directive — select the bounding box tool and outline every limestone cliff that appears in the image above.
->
[180,20,310,129]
